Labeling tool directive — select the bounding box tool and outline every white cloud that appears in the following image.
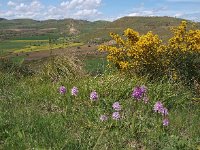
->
[124,6,200,22]
[7,1,16,7]
[174,13,183,17]
[74,9,102,19]
[128,11,154,17]
[1,0,199,22]
[1,0,102,20]
[127,7,168,17]
[61,0,101,9]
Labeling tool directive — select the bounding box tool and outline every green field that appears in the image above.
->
[0,39,84,56]
[0,40,48,55]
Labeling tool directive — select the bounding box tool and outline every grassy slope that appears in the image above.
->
[1,16,199,41]
[0,71,199,149]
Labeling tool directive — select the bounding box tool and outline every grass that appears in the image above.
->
[0,17,200,149]
[0,62,199,149]
[0,39,84,56]
[0,40,48,55]
[13,42,84,53]
[12,35,60,41]
[84,57,108,75]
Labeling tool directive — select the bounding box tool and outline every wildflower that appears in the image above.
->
[153,101,163,113]
[161,107,168,116]
[112,112,120,120]
[163,118,169,126]
[132,86,146,100]
[140,85,147,93]
[90,91,98,101]
[59,86,66,94]
[100,115,108,121]
[112,102,121,111]
[71,86,78,96]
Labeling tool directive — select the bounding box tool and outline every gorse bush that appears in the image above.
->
[99,21,200,82]
[167,21,200,82]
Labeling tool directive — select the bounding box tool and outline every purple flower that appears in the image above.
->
[161,107,168,116]
[59,86,66,94]
[90,91,98,101]
[140,85,147,93]
[112,112,121,120]
[163,118,169,126]
[100,115,108,121]
[71,86,78,96]
[112,102,121,111]
[132,86,147,100]
[153,101,164,113]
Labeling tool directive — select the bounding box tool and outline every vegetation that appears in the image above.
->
[0,18,200,149]
[99,21,200,82]
[0,62,199,149]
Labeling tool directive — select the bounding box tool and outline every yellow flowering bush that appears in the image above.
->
[167,21,200,81]
[99,21,200,81]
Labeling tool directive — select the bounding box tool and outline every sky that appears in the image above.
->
[0,0,199,21]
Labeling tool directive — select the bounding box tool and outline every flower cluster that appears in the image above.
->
[132,85,147,100]
[100,101,122,122]
[112,112,120,120]
[154,101,169,126]
[59,86,66,94]
[59,86,79,96]
[112,102,121,120]
[71,86,78,96]
[90,91,98,101]
[132,85,149,104]
[112,102,121,111]
[58,85,170,127]
[100,115,108,121]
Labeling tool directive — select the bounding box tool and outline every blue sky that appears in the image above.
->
[0,0,199,21]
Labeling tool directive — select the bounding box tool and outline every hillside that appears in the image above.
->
[0,16,199,42]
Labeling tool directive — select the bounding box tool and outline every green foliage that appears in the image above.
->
[0,70,199,149]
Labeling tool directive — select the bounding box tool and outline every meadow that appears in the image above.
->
[0,63,199,149]
[0,18,200,149]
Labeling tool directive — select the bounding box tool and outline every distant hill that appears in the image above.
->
[0,18,7,21]
[0,16,199,42]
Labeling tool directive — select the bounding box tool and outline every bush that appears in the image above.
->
[99,21,200,82]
